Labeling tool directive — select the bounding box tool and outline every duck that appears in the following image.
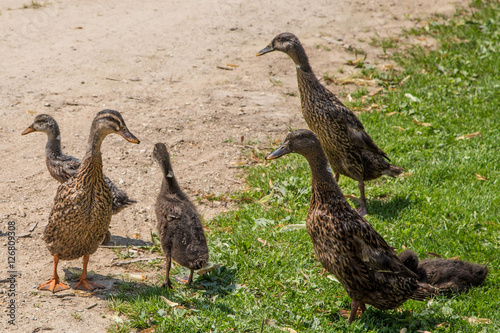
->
[153,142,209,289]
[258,33,404,216]
[266,129,434,324]
[38,110,139,292]
[22,114,137,243]
[399,250,488,294]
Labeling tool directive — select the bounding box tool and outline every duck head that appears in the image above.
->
[153,143,174,178]
[257,32,301,56]
[92,109,140,144]
[22,114,59,136]
[266,129,321,160]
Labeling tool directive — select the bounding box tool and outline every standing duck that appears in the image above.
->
[153,143,209,289]
[266,129,434,324]
[399,250,489,294]
[38,110,139,292]
[258,33,403,216]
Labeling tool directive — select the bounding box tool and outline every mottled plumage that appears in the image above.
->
[22,114,136,215]
[258,33,403,216]
[153,143,209,289]
[399,250,488,294]
[38,110,139,292]
[266,130,434,323]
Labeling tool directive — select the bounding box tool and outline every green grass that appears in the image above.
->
[107,1,499,332]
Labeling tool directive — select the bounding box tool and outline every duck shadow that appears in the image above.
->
[105,234,153,247]
[60,267,143,300]
[354,307,455,332]
[367,195,414,219]
[109,265,238,315]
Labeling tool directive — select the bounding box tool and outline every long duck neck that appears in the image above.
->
[45,125,63,160]
[288,43,313,73]
[303,148,344,201]
[78,125,106,180]
[158,158,184,198]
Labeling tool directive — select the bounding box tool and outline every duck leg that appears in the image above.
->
[38,254,70,293]
[74,255,104,291]
[357,181,368,216]
[162,254,173,289]
[187,269,194,285]
[348,300,365,324]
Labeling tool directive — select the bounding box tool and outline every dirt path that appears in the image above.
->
[0,0,468,331]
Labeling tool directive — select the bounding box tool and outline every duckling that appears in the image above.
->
[38,110,139,292]
[258,33,403,216]
[266,129,434,324]
[22,114,137,215]
[153,143,209,289]
[399,250,488,294]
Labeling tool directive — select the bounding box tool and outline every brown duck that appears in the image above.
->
[38,110,139,292]
[153,143,209,288]
[266,129,434,323]
[399,250,488,294]
[258,33,403,216]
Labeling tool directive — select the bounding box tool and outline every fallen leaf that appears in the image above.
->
[399,172,414,178]
[327,274,341,283]
[405,93,421,102]
[456,131,481,140]
[416,330,431,333]
[26,110,38,114]
[280,328,297,333]
[347,56,365,66]
[73,290,94,297]
[113,273,146,282]
[226,63,238,68]
[300,270,309,280]
[379,64,395,71]
[216,65,233,71]
[448,256,461,260]
[269,179,274,188]
[399,75,411,86]
[197,263,223,275]
[160,296,179,307]
[280,224,307,232]
[140,326,157,333]
[426,252,442,258]
[475,174,488,181]
[392,126,405,131]
[412,119,432,127]
[133,233,141,239]
[338,309,350,318]
[435,322,449,328]
[461,316,492,324]
[385,111,399,116]
[368,87,383,96]
[344,194,358,200]
[257,237,267,246]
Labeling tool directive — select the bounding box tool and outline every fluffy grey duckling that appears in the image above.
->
[399,250,488,294]
[258,33,403,216]
[153,143,209,289]
[266,129,434,324]
[22,114,138,243]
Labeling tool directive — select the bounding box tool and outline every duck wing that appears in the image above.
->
[350,217,418,280]
[323,89,390,160]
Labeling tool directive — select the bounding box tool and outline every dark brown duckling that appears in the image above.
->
[266,129,434,324]
[22,114,137,215]
[39,110,139,293]
[258,33,404,216]
[153,143,209,289]
[399,250,488,294]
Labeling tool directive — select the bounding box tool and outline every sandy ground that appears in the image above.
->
[0,0,469,331]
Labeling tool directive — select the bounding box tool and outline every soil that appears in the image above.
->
[0,0,468,331]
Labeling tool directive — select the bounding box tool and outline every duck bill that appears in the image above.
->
[117,128,140,144]
[21,125,36,135]
[256,43,274,56]
[265,145,290,160]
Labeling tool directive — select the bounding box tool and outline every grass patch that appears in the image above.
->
[108,1,499,332]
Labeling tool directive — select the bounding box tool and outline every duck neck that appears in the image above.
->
[158,159,183,197]
[288,44,313,73]
[78,127,106,179]
[304,149,344,199]
[45,127,63,160]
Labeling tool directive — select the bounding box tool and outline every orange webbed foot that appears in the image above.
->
[74,278,104,291]
[38,278,70,293]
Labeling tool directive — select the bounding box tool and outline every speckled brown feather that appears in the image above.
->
[267,130,434,316]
